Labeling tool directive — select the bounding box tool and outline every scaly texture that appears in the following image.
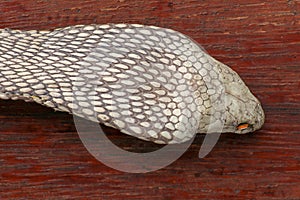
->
[0,24,264,144]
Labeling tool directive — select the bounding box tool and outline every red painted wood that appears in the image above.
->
[0,0,299,199]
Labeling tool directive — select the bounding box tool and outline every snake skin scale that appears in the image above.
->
[0,24,264,144]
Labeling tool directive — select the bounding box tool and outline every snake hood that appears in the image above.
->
[0,24,264,144]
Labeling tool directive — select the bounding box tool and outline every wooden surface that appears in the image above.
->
[0,0,299,199]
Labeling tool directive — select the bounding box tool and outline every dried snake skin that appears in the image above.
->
[0,24,264,144]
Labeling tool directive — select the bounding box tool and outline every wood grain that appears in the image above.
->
[0,0,299,199]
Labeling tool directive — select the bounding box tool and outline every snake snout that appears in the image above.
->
[233,100,265,134]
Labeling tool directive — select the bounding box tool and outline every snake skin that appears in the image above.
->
[0,24,264,144]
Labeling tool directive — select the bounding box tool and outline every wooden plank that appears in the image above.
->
[0,0,299,199]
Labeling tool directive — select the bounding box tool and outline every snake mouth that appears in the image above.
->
[235,122,255,134]
[237,123,250,131]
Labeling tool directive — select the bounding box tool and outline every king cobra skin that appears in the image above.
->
[0,24,264,144]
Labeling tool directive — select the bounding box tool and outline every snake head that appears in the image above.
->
[224,84,265,134]
[217,62,265,134]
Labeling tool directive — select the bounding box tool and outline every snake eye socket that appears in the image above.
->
[237,123,250,130]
